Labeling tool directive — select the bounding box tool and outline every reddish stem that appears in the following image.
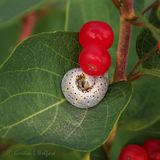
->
[129,72,143,81]
[114,0,135,82]
[19,12,37,42]
[127,47,158,78]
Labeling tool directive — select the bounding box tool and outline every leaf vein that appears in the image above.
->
[0,99,66,132]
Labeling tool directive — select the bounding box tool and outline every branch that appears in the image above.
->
[114,0,135,82]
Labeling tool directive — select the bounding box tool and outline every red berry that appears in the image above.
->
[143,139,160,160]
[78,45,111,76]
[79,21,114,49]
[119,144,149,160]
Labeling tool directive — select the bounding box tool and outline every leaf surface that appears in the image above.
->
[120,72,160,131]
[0,31,132,151]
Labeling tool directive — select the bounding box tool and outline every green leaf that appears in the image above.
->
[136,28,160,69]
[0,0,52,28]
[136,6,160,69]
[120,72,160,131]
[0,21,21,66]
[136,8,160,41]
[0,31,132,151]
[90,147,107,160]
[148,3,160,27]
[64,0,120,79]
[124,5,160,131]
[0,144,85,160]
[136,29,160,69]
[126,27,139,73]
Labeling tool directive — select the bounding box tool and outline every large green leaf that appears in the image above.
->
[136,28,160,69]
[0,144,85,160]
[64,0,120,79]
[0,0,53,28]
[0,31,132,151]
[136,6,160,69]
[121,4,160,131]
[120,71,160,131]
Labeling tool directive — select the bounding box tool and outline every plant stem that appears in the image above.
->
[103,125,117,159]
[129,71,143,81]
[114,0,135,82]
[104,0,135,158]
[19,12,37,42]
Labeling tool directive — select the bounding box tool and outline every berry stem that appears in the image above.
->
[114,0,135,82]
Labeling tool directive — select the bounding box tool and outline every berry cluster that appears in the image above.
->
[119,139,160,160]
[78,21,114,76]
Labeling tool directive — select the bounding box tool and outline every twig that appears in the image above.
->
[129,72,143,81]
[142,0,159,15]
[114,0,135,82]
[127,47,158,78]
